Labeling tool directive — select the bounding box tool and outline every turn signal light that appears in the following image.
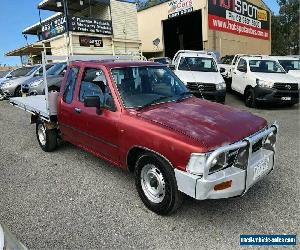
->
[214,180,232,191]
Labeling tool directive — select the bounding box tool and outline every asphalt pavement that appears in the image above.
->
[0,92,299,249]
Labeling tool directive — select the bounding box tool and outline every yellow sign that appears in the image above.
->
[257,9,268,21]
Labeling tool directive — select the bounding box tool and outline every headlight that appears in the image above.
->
[256,79,271,88]
[31,79,43,87]
[1,81,12,88]
[216,82,226,90]
[187,152,227,175]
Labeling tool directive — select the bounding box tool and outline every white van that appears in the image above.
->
[231,56,299,107]
[172,50,226,103]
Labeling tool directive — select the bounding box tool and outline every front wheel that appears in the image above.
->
[36,120,58,152]
[245,88,257,108]
[135,153,183,215]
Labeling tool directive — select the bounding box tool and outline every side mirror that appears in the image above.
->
[169,64,175,70]
[237,65,247,72]
[220,67,226,73]
[84,96,102,115]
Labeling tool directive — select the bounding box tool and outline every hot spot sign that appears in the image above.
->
[208,0,270,40]
[168,0,193,19]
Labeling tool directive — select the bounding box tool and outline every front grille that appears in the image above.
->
[274,92,299,98]
[187,82,216,92]
[273,83,298,91]
[227,149,239,167]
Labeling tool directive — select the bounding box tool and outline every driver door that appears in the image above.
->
[232,58,248,94]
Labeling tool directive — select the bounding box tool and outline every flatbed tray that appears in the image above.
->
[10,95,50,121]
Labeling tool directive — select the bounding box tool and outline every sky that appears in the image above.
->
[0,0,280,66]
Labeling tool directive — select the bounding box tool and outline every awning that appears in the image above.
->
[38,0,110,12]
[5,42,51,57]
[23,13,63,35]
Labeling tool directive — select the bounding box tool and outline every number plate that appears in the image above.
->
[281,97,291,101]
[253,158,270,180]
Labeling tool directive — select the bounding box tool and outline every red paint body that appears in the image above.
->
[57,60,267,171]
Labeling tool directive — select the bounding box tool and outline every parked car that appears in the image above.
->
[270,56,300,79]
[218,55,234,82]
[0,67,32,86]
[0,65,45,99]
[22,62,67,95]
[231,56,299,107]
[172,50,226,103]
[10,59,278,215]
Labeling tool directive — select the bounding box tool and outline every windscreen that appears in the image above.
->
[178,57,218,72]
[249,60,285,73]
[111,66,189,108]
[10,67,34,77]
[278,60,300,71]
[0,71,8,78]
[47,63,67,76]
[25,66,40,76]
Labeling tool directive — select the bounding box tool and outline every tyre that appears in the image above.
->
[14,86,22,97]
[36,120,58,152]
[245,88,257,108]
[135,153,183,215]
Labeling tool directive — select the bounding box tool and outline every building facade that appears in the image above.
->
[137,0,271,59]
[6,0,141,64]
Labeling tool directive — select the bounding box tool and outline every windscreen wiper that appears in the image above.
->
[176,91,193,102]
[136,95,174,111]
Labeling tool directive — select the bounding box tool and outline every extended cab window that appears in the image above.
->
[79,68,115,110]
[63,67,79,104]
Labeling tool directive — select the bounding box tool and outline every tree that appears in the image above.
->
[272,0,300,55]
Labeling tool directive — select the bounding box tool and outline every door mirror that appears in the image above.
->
[84,96,102,115]
[168,64,175,70]
[220,67,226,73]
[237,65,247,72]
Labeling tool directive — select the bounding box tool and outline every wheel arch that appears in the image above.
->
[244,85,253,96]
[126,146,174,172]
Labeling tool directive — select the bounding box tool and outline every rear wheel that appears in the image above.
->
[135,153,183,215]
[245,88,257,108]
[36,120,57,152]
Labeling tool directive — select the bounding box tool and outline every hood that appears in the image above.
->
[137,98,267,151]
[287,70,300,80]
[253,72,298,83]
[3,76,31,86]
[175,70,224,84]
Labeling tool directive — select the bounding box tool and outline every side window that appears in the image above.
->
[79,68,115,111]
[63,67,79,104]
[237,59,247,72]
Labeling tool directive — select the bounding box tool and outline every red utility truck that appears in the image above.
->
[10,57,278,215]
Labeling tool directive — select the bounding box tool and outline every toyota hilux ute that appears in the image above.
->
[10,59,278,215]
[172,50,226,103]
[231,56,299,107]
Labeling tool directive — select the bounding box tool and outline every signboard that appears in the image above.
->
[41,15,113,40]
[69,16,113,36]
[79,36,103,47]
[168,0,193,19]
[208,0,270,40]
[42,16,66,40]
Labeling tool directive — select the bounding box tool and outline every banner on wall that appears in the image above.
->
[168,0,193,19]
[208,0,270,40]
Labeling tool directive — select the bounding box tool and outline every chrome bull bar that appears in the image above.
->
[203,122,279,179]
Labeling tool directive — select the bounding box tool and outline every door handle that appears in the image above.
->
[74,107,81,114]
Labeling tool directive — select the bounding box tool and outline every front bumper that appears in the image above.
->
[193,90,226,103]
[175,123,278,200]
[254,86,299,104]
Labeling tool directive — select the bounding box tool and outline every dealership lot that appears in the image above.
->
[0,93,298,249]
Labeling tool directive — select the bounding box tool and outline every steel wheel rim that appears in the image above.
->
[247,92,253,105]
[37,124,46,146]
[140,164,165,203]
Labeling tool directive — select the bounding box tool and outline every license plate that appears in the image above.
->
[253,158,270,180]
[281,97,291,101]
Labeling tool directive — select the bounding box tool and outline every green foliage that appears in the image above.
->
[272,0,300,55]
